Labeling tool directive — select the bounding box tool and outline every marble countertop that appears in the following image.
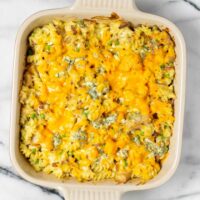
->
[0,0,200,199]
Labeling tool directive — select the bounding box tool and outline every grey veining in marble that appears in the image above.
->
[0,0,200,199]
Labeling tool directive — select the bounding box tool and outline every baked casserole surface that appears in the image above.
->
[20,14,176,183]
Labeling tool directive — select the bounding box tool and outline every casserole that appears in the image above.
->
[10,0,186,199]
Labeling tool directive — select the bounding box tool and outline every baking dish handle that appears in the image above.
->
[60,188,122,200]
[73,0,137,11]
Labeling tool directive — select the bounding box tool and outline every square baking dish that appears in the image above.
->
[10,0,186,199]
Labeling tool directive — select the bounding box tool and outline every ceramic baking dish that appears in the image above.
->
[10,0,186,199]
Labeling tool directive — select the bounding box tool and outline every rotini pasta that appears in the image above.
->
[20,13,176,183]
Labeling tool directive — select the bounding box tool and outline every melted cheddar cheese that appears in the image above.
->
[20,13,176,183]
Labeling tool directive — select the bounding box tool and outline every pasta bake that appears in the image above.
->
[20,13,176,183]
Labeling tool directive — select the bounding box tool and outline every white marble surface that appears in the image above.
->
[0,0,200,199]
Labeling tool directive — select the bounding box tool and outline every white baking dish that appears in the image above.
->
[10,0,186,199]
